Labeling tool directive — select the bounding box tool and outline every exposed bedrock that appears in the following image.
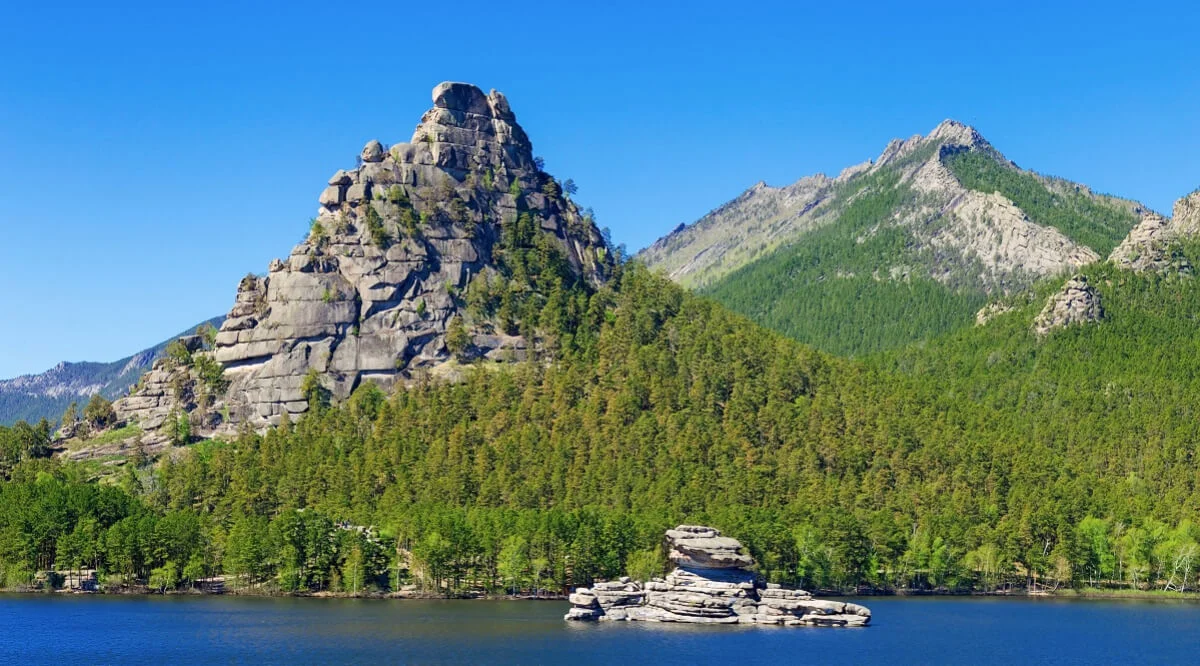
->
[565,525,870,627]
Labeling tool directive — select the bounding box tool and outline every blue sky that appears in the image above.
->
[1,0,1197,377]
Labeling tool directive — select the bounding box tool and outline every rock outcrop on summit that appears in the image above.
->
[565,525,871,627]
[117,82,613,433]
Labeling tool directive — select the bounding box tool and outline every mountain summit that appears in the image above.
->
[640,119,1145,291]
[639,120,1150,355]
[114,82,612,440]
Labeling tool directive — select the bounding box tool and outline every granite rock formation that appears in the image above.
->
[1033,276,1103,336]
[1173,189,1200,237]
[565,525,870,627]
[118,82,612,434]
[0,317,223,428]
[1108,213,1192,275]
[111,334,229,449]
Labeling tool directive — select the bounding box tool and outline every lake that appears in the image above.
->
[3,594,1200,664]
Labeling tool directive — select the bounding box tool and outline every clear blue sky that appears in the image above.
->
[1,0,1197,377]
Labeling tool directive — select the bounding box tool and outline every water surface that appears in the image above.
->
[2,594,1198,664]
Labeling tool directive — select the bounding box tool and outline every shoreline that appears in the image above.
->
[6,586,1200,603]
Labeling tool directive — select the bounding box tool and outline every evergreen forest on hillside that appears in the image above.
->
[5,248,1200,596]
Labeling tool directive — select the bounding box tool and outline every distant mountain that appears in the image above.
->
[0,316,223,426]
[638,120,1151,356]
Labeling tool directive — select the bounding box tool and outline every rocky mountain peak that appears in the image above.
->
[638,118,1115,292]
[874,119,996,170]
[116,82,613,435]
[402,82,536,188]
[928,119,991,151]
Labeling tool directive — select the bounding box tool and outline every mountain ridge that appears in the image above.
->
[0,316,223,426]
[639,119,1152,355]
[640,119,1148,291]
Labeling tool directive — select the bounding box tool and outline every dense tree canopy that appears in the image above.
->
[4,245,1200,596]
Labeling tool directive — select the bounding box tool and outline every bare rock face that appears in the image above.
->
[124,82,612,433]
[1172,190,1200,237]
[1108,213,1191,274]
[1033,276,1103,336]
[565,525,870,627]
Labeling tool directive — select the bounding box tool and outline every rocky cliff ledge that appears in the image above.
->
[565,525,871,627]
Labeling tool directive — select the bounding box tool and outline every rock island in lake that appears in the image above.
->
[565,525,871,627]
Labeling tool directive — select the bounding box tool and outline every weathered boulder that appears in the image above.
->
[1033,275,1103,336]
[360,140,384,163]
[565,525,870,628]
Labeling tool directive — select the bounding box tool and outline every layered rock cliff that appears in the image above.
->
[116,82,612,433]
[565,525,871,627]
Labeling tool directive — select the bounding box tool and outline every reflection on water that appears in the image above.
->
[3,595,1200,664]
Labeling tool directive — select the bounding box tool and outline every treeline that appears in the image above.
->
[6,252,1200,595]
[0,462,676,595]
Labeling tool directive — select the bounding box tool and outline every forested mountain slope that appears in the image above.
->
[8,239,1200,594]
[642,121,1149,356]
[3,79,1198,599]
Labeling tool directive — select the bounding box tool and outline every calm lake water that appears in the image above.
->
[2,594,1199,664]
